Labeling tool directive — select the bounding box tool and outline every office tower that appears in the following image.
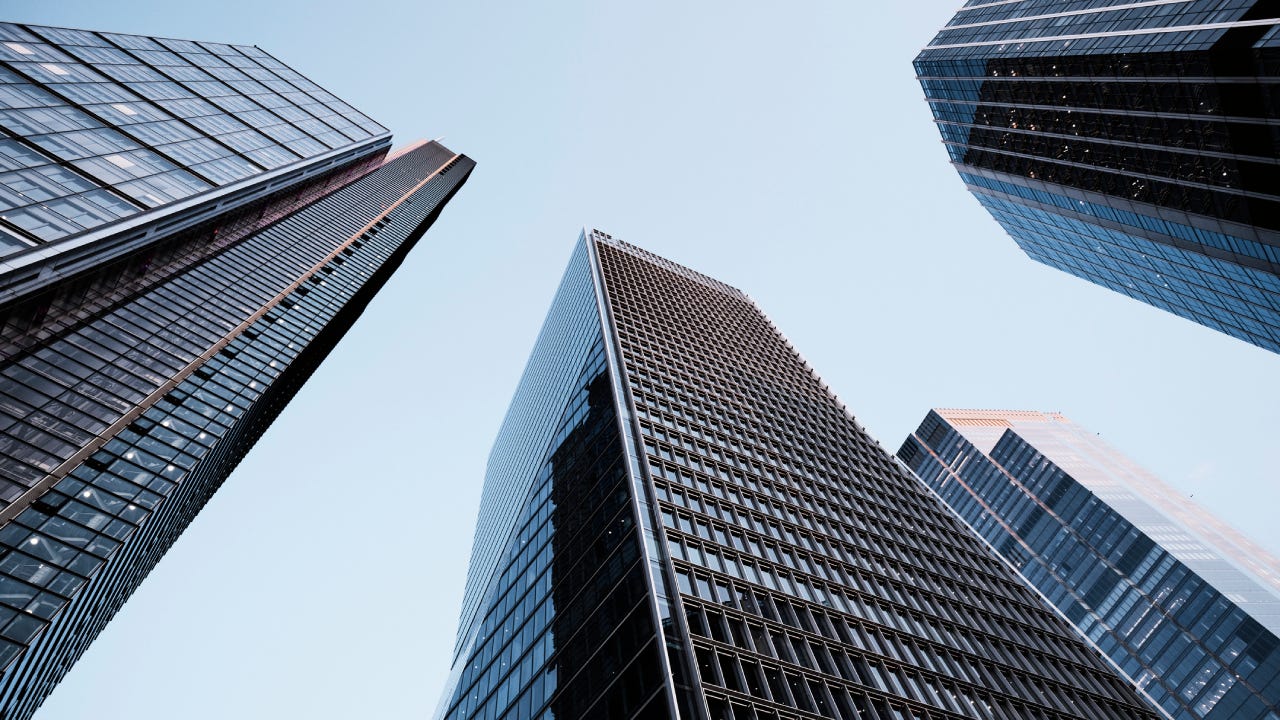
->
[435,231,1158,720]
[0,22,473,719]
[916,2,1280,353]
[898,409,1280,720]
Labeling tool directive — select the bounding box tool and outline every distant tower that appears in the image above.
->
[917,2,1280,353]
[0,22,473,718]
[899,409,1280,719]
[434,231,1158,720]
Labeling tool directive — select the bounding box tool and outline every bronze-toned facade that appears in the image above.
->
[436,231,1158,720]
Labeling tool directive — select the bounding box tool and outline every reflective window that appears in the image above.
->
[0,22,390,249]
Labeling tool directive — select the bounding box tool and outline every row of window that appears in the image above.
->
[645,431,1034,609]
[631,375,972,570]
[659,488,1078,660]
[689,587,1106,720]
[930,6,1255,53]
[665,511,1136,709]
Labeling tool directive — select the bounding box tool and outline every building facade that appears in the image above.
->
[0,22,473,718]
[916,1,1280,353]
[898,409,1280,720]
[434,231,1158,720]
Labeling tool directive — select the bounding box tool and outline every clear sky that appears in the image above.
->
[3,2,1279,718]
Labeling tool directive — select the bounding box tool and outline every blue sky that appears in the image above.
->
[4,1,1279,718]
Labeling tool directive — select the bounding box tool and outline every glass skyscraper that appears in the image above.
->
[0,22,473,719]
[916,1,1280,353]
[435,231,1158,720]
[898,409,1280,720]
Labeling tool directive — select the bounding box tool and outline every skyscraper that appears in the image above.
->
[898,409,1280,720]
[916,2,1280,353]
[0,22,473,718]
[435,231,1158,720]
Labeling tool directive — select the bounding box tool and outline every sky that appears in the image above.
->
[3,2,1279,718]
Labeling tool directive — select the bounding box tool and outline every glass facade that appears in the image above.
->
[436,231,1159,720]
[0,24,473,720]
[917,1,1280,353]
[898,409,1280,720]
[437,239,675,720]
[0,21,386,250]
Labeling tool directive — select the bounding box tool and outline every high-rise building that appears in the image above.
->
[434,231,1158,720]
[898,409,1280,720]
[0,22,473,719]
[916,2,1280,353]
